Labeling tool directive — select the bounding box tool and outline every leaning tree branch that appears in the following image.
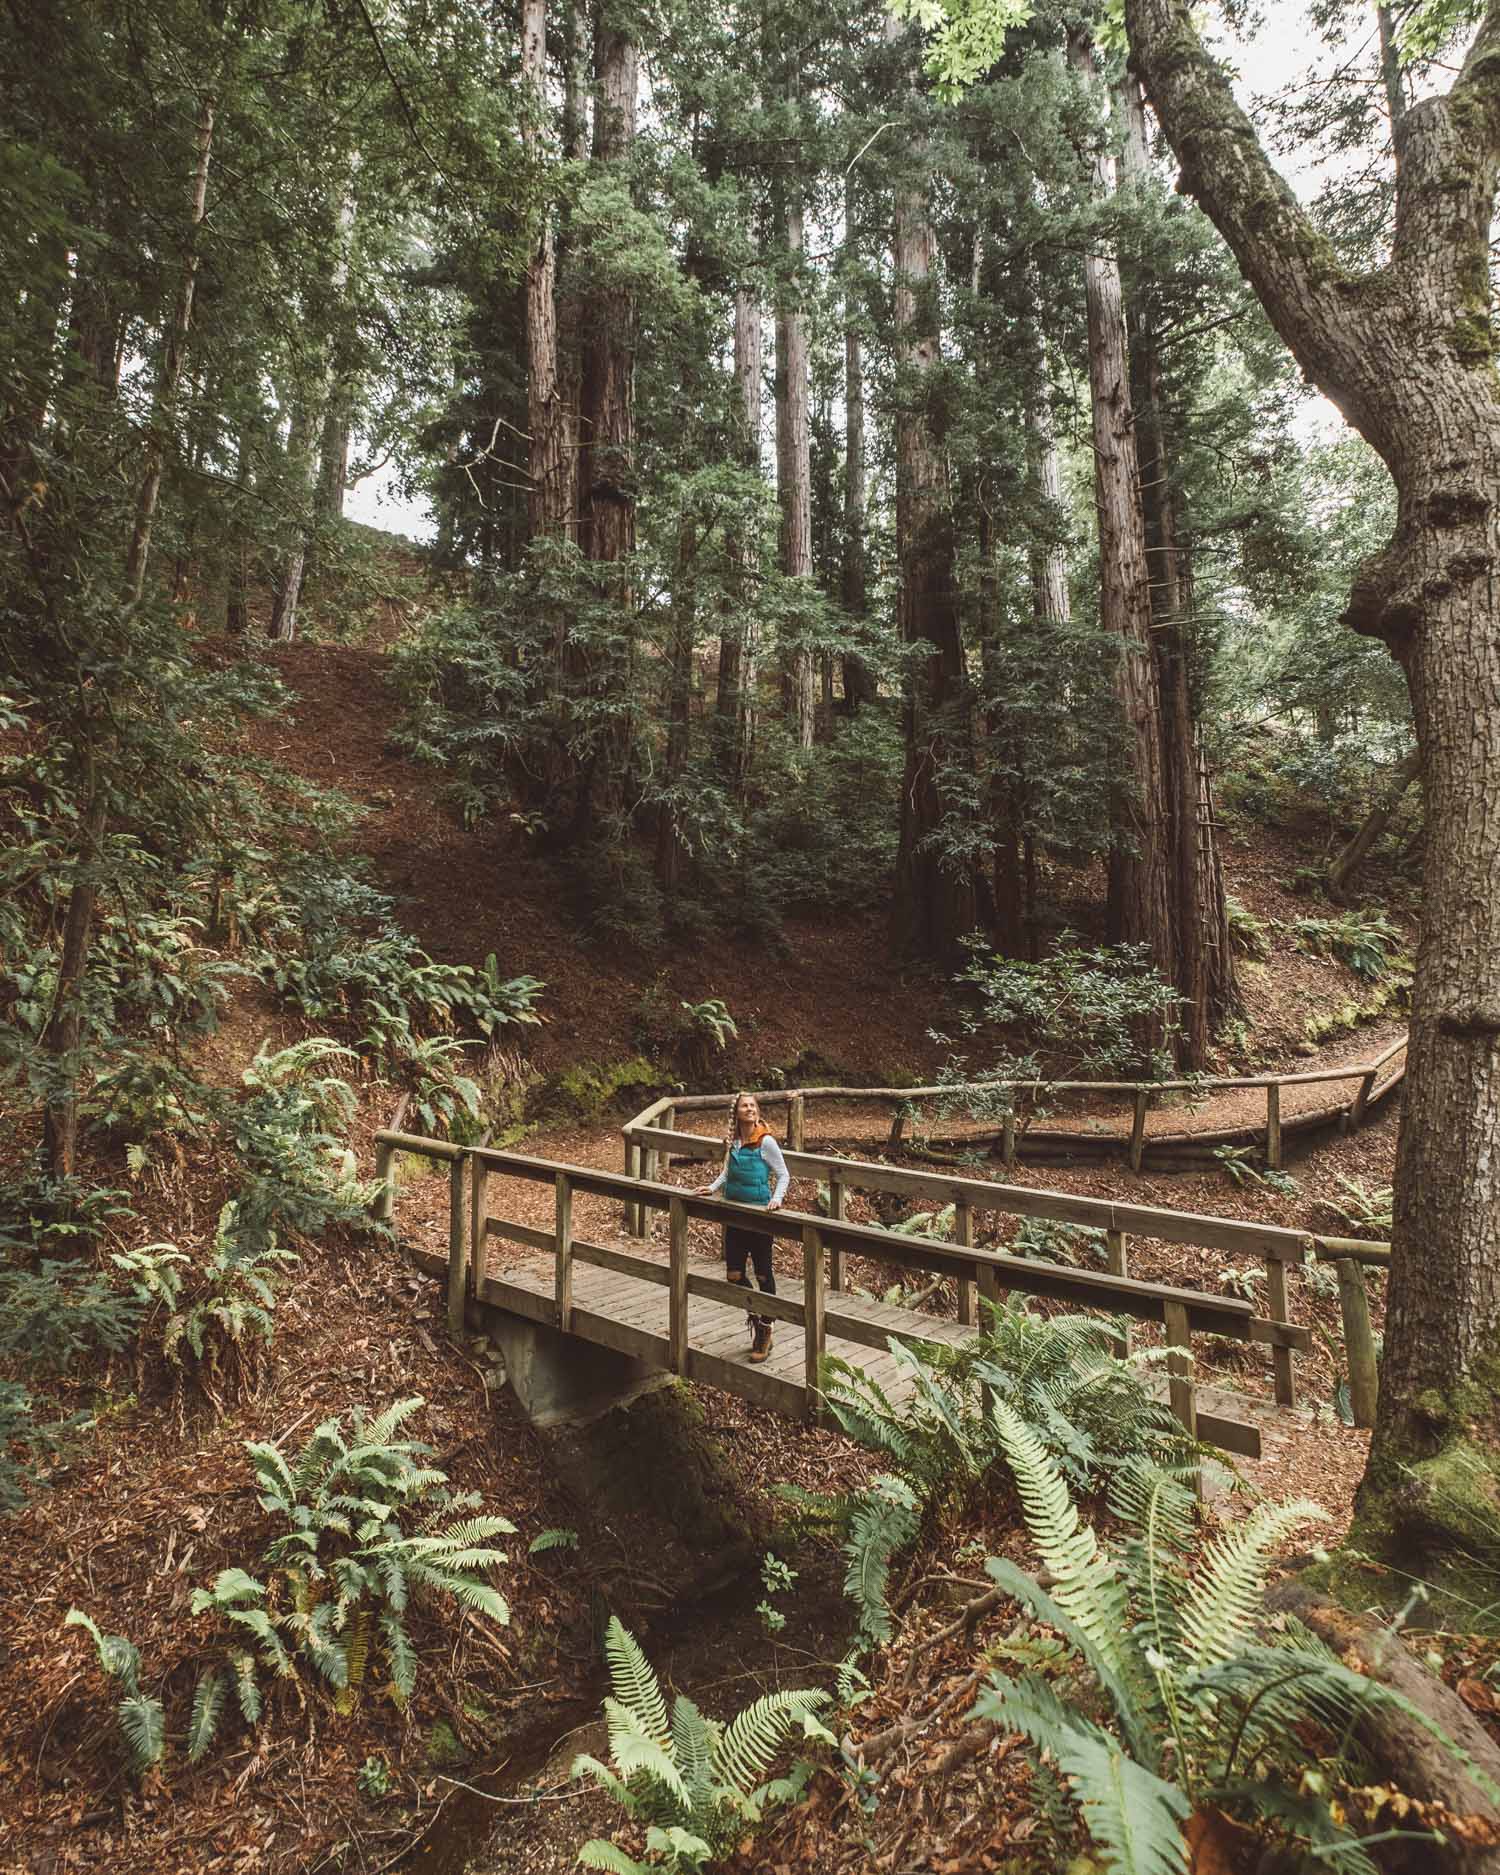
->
[1123,0,1372,423]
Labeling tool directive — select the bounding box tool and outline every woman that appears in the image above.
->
[697,1091,789,1363]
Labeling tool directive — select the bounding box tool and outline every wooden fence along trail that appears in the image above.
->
[374,1051,1397,1461]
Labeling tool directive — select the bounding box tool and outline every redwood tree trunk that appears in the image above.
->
[1119,73,1238,1063]
[524,0,569,541]
[1069,30,1174,1054]
[1127,0,1500,1583]
[775,188,816,752]
[841,280,878,709]
[573,6,638,840]
[889,19,976,964]
[716,288,760,786]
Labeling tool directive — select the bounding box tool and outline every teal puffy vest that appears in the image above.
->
[724,1139,771,1204]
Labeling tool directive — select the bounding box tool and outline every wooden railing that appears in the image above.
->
[369,1129,1352,1450]
[624,1035,1408,1175]
[620,1109,1391,1425]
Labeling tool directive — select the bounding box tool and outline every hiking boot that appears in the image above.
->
[748,1319,773,1364]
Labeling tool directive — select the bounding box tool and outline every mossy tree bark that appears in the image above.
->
[1127,0,1500,1579]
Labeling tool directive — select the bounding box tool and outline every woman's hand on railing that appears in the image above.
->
[766,1198,783,1212]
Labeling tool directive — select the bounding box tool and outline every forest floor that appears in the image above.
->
[0,554,1440,1875]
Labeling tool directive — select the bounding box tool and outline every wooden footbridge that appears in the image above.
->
[374,1082,1393,1457]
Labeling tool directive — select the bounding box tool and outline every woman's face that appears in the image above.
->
[736,1095,760,1133]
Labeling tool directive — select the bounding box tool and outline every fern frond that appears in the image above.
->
[603,1618,668,1742]
[345,1605,372,1691]
[713,1688,829,1797]
[571,1753,639,1813]
[1176,1501,1325,1672]
[975,1674,1189,1875]
[188,1670,225,1763]
[118,1692,167,1772]
[669,1694,713,1810]
[528,1526,580,1554]
[987,1399,1136,1695]
[575,1842,651,1874]
[231,1649,263,1723]
[603,1700,688,1801]
[843,1475,920,1646]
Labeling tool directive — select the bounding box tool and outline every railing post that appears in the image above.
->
[640,1133,659,1229]
[828,1178,845,1292]
[1266,1254,1296,1406]
[1128,1089,1148,1173]
[803,1223,825,1422]
[668,1194,689,1374]
[1336,1258,1379,1428]
[373,1138,397,1226]
[554,1171,574,1332]
[1001,1109,1017,1168]
[1105,1229,1131,1356]
[1163,1300,1196,1440]
[1266,1083,1282,1171]
[660,1103,676,1174]
[624,1133,642,1236]
[1350,1068,1377,1131]
[445,1155,468,1345]
[955,1200,976,1326]
[976,1257,999,1415]
[789,1091,805,1153]
[470,1155,489,1295]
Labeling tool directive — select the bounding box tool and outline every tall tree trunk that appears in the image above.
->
[888,18,977,964]
[656,514,697,893]
[573,3,638,840]
[270,176,357,643]
[123,86,215,605]
[841,181,878,711]
[775,188,816,751]
[1024,366,1071,626]
[524,0,569,541]
[1328,748,1422,900]
[557,0,589,530]
[1119,72,1238,1064]
[43,87,216,1177]
[1069,29,1174,1058]
[1128,0,1500,1591]
[717,288,760,786]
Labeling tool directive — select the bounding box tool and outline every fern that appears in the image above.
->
[842,1474,920,1646]
[188,1670,225,1763]
[65,1608,165,1773]
[187,1400,513,1757]
[966,1430,1477,1874]
[574,1618,830,1871]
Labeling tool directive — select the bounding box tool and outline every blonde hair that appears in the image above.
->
[718,1091,764,1182]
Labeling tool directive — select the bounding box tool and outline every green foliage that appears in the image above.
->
[1318,1176,1394,1240]
[1223,898,1271,960]
[971,1408,1492,1873]
[1210,1144,1299,1199]
[953,942,1184,1083]
[572,1617,832,1872]
[1290,911,1406,982]
[1013,1217,1107,1268]
[184,1399,513,1759]
[529,1527,581,1555]
[823,1307,1194,1646]
[756,1550,797,1635]
[64,1609,165,1774]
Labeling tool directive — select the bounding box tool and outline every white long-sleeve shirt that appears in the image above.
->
[706,1134,790,1208]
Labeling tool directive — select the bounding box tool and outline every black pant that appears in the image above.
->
[724,1224,776,1322]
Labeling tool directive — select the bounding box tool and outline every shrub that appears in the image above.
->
[1318,1175,1394,1240]
[573,1617,832,1873]
[953,941,1184,1084]
[186,1398,513,1755]
[63,1610,165,1774]
[1290,910,1406,982]
[971,1408,1485,1872]
[823,1307,1194,1647]
[1224,897,1271,959]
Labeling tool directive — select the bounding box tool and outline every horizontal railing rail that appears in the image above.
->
[618,1116,1390,1425]
[369,1128,1363,1451]
[624,1031,1408,1173]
